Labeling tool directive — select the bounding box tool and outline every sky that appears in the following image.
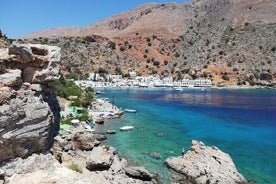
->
[0,0,189,38]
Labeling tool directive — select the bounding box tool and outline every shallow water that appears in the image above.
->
[97,88,276,184]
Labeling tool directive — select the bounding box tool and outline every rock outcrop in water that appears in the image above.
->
[0,43,61,162]
[165,140,249,184]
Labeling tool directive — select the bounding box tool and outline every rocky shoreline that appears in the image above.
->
[0,127,159,184]
[0,43,254,184]
[165,140,254,184]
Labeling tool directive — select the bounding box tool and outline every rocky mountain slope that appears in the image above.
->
[22,0,276,86]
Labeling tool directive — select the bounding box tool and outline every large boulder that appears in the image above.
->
[125,166,152,181]
[8,43,61,83]
[165,140,248,184]
[86,145,116,171]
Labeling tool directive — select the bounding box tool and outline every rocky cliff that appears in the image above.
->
[21,0,276,86]
[0,43,61,162]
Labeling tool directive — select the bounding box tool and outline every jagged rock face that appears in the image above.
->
[8,43,61,83]
[165,140,248,184]
[0,43,61,162]
[0,69,22,89]
[0,90,59,161]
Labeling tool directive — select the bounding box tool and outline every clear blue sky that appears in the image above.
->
[0,0,189,38]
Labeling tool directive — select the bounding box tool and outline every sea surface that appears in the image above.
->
[96,88,276,184]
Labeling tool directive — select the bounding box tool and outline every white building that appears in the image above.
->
[129,71,137,78]
[107,74,122,82]
[88,73,104,81]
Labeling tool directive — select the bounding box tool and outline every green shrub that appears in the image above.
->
[153,61,160,66]
[51,75,82,99]
[248,80,255,86]
[222,74,229,81]
[120,46,125,52]
[109,41,116,50]
[67,163,83,173]
[219,51,224,55]
[98,67,108,74]
[237,80,243,85]
[115,67,123,75]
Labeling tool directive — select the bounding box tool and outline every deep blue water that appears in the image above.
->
[96,88,276,184]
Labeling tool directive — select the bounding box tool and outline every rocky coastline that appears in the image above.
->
[0,126,159,184]
[0,42,253,184]
[0,43,158,183]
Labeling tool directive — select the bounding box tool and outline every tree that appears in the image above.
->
[120,46,125,51]
[109,41,116,50]
[51,76,82,99]
[175,52,180,57]
[115,67,123,75]
[153,61,160,66]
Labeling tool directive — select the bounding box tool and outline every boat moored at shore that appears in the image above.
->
[125,109,137,113]
[120,126,134,131]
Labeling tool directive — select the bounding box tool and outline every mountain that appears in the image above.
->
[22,0,276,86]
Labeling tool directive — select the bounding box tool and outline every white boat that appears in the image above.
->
[120,126,134,131]
[125,109,137,113]
[174,87,183,91]
[139,83,148,88]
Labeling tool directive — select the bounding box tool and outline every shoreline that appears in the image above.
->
[91,84,276,91]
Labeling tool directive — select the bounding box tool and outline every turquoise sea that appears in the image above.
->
[96,88,276,184]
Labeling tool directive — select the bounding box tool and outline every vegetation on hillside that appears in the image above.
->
[51,74,95,108]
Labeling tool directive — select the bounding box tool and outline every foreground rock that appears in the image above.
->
[0,43,61,162]
[53,131,157,183]
[0,132,158,184]
[0,90,59,161]
[165,140,249,184]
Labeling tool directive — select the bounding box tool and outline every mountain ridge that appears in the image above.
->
[20,0,276,86]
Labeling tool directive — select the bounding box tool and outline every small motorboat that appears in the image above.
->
[125,109,137,113]
[120,126,134,131]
